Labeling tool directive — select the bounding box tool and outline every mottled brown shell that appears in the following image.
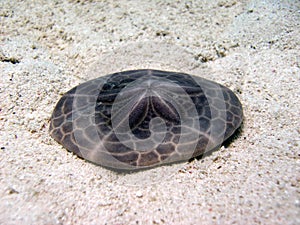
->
[49,69,243,170]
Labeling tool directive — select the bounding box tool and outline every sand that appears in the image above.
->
[0,0,299,224]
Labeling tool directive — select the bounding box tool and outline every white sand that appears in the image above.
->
[1,0,299,224]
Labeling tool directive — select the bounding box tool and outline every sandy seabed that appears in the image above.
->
[1,0,299,224]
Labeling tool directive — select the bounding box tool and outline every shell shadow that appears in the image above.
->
[193,121,244,161]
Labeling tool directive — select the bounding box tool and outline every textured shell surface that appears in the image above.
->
[49,69,243,171]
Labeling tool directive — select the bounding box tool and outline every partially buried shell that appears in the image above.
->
[49,69,243,170]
